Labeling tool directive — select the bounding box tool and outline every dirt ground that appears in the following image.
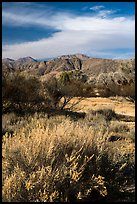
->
[67,96,135,117]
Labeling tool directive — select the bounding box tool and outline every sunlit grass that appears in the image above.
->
[2,110,135,202]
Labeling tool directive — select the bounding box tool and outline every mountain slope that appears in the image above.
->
[2,54,134,76]
[2,54,135,97]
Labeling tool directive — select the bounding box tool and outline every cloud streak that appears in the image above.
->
[2,3,135,59]
[89,5,105,11]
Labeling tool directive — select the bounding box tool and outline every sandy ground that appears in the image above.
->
[66,96,135,117]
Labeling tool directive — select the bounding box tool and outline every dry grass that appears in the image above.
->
[2,108,135,202]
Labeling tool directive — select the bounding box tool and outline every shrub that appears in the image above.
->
[2,72,44,113]
[109,123,130,133]
[2,114,135,202]
[89,108,117,121]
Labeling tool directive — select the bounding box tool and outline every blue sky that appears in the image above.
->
[2,2,135,60]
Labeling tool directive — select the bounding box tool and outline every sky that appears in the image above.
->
[2,2,135,60]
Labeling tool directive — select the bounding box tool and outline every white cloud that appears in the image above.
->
[2,5,135,59]
[97,9,116,18]
[2,10,56,28]
[89,5,105,11]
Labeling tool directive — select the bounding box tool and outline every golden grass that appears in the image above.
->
[2,110,135,202]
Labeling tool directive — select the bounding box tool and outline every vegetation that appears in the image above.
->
[2,67,135,202]
[2,109,135,202]
[2,72,45,113]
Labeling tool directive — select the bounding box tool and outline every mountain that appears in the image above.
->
[2,55,82,73]
[2,54,135,97]
[2,56,38,71]
[16,56,37,64]
[2,54,134,76]
[57,54,90,60]
[2,54,135,79]
[2,58,15,70]
[2,58,15,63]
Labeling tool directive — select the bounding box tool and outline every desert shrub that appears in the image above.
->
[2,113,33,137]
[88,108,117,121]
[96,73,114,96]
[42,75,63,109]
[2,165,27,202]
[2,114,135,202]
[2,117,107,202]
[59,71,72,84]
[42,71,86,110]
[85,111,109,135]
[58,71,82,96]
[128,129,135,143]
[109,123,130,133]
[2,72,44,113]
[58,71,93,97]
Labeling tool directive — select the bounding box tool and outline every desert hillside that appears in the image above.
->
[2,54,135,98]
[2,54,135,77]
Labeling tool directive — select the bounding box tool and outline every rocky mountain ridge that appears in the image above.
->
[2,54,135,76]
[2,54,135,97]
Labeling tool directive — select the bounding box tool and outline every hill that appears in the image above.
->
[2,54,135,76]
[2,54,135,97]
